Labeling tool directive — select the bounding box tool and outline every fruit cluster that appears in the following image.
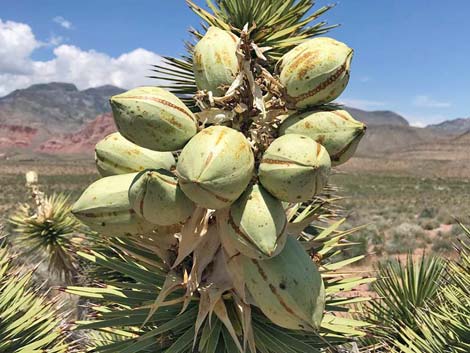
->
[73,26,365,332]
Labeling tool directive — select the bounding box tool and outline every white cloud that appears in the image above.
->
[0,19,40,75]
[337,98,386,110]
[46,34,65,46]
[359,76,371,83]
[0,18,164,96]
[412,95,451,108]
[53,16,73,29]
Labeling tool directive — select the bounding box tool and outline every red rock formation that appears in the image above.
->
[37,113,117,154]
[0,124,38,149]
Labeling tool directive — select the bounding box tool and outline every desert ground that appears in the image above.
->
[2,157,468,265]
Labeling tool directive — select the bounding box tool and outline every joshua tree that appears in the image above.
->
[69,1,371,351]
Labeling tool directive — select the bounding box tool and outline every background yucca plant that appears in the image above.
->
[0,239,71,352]
[359,221,470,352]
[9,191,84,284]
[360,255,445,350]
[388,221,470,353]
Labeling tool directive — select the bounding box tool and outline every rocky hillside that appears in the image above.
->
[37,113,116,154]
[0,82,468,177]
[427,117,470,135]
[345,107,409,127]
[0,82,124,132]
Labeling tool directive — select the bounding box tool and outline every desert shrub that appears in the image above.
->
[432,229,454,254]
[419,218,440,230]
[419,207,438,219]
[436,208,455,225]
[385,222,426,254]
[432,236,454,253]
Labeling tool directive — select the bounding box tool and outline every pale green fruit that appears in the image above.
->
[72,173,155,236]
[279,37,353,109]
[241,236,325,331]
[110,86,197,151]
[258,134,331,202]
[221,184,287,260]
[279,109,366,166]
[128,169,195,226]
[193,26,239,96]
[176,125,254,209]
[95,132,175,176]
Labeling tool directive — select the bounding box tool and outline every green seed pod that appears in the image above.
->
[279,109,366,166]
[110,86,197,152]
[95,132,175,177]
[241,236,325,331]
[71,173,155,236]
[258,134,331,202]
[176,125,254,210]
[279,37,353,109]
[221,184,287,260]
[193,26,239,96]
[128,169,195,226]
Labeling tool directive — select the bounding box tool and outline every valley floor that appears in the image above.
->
[1,159,469,261]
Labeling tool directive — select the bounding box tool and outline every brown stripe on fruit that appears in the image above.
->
[214,129,227,145]
[138,177,149,217]
[155,173,178,186]
[261,158,297,166]
[316,143,321,157]
[76,209,136,218]
[115,95,195,122]
[251,259,268,281]
[251,259,307,323]
[330,110,350,121]
[227,251,242,263]
[228,212,265,254]
[329,129,365,162]
[192,182,231,203]
[95,154,138,173]
[291,56,350,104]
[276,218,288,242]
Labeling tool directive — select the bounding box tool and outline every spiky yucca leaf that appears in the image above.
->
[388,222,470,353]
[360,254,445,350]
[150,0,337,107]
[9,193,84,283]
[187,0,337,60]
[0,245,70,352]
[67,210,372,353]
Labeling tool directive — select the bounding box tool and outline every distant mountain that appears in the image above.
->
[356,125,443,157]
[344,107,409,127]
[427,118,470,135]
[0,82,124,133]
[38,113,116,154]
[0,82,468,176]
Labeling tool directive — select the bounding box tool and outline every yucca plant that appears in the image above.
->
[389,221,470,353]
[68,0,372,352]
[9,191,84,283]
[0,242,71,352]
[360,255,445,350]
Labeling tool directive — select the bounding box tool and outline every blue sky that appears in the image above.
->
[1,0,469,126]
